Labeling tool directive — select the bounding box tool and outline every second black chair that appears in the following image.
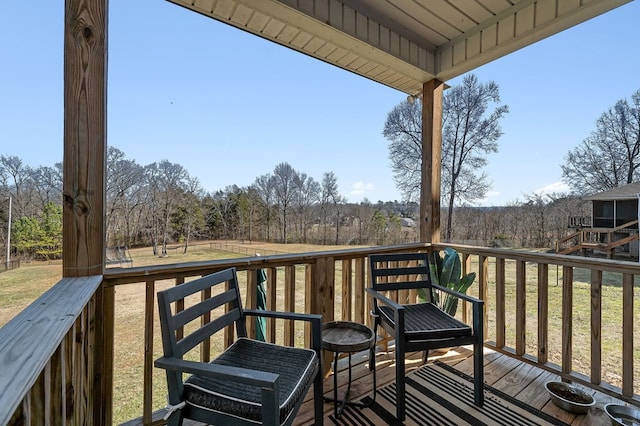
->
[367,252,484,421]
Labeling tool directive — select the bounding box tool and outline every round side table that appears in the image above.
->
[322,321,376,418]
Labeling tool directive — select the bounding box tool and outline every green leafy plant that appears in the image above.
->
[422,247,476,316]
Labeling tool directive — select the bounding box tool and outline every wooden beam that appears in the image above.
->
[63,0,107,277]
[420,79,443,243]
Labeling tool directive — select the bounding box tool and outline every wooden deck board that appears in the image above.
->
[124,345,628,426]
[295,345,623,426]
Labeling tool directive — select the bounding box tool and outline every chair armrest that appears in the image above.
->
[154,356,279,389]
[432,283,484,305]
[366,288,404,311]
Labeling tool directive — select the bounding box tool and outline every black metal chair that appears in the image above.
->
[367,252,484,421]
[155,267,324,426]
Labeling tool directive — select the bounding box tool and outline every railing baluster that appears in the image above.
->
[622,273,634,396]
[50,343,63,420]
[479,255,488,340]
[100,284,115,425]
[590,269,602,384]
[342,259,353,322]
[354,257,366,326]
[496,257,506,349]
[246,270,257,339]
[516,260,526,356]
[201,286,212,361]
[537,263,548,364]
[143,280,155,425]
[284,266,296,347]
[175,277,185,341]
[462,252,471,323]
[267,268,277,343]
[562,265,573,375]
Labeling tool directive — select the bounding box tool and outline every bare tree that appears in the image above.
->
[441,75,508,241]
[383,74,508,241]
[293,172,320,243]
[321,172,346,245]
[31,164,63,213]
[562,89,640,195]
[252,174,276,241]
[106,147,144,248]
[0,155,35,217]
[383,101,422,201]
[272,162,297,243]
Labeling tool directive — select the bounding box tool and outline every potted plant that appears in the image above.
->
[421,247,476,316]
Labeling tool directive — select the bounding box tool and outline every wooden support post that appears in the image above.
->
[421,79,444,243]
[63,2,108,425]
[63,0,107,277]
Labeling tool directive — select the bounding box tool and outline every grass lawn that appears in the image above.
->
[1,241,638,423]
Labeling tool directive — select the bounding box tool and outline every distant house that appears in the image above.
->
[558,182,640,258]
[582,182,640,229]
[401,217,417,228]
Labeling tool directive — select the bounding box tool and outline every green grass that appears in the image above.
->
[0,260,62,326]
[2,243,639,423]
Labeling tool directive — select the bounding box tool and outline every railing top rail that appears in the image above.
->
[556,231,582,246]
[433,243,640,274]
[610,219,639,233]
[103,243,428,286]
[104,241,640,286]
[0,275,103,425]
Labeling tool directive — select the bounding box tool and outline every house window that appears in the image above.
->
[593,201,614,228]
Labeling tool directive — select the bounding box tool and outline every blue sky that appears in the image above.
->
[1,1,639,206]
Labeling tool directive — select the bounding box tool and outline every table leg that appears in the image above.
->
[323,350,377,418]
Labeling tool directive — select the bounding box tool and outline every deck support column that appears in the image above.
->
[63,1,109,425]
[420,79,443,243]
[63,0,107,277]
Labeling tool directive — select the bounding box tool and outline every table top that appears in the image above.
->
[322,321,375,353]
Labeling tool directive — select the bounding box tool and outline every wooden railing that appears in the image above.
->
[0,275,107,425]
[2,242,639,425]
[557,219,639,256]
[441,243,640,402]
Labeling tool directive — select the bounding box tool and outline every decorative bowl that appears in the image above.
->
[604,403,640,426]
[544,381,595,414]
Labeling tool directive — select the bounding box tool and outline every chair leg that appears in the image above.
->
[313,366,324,425]
[422,349,429,363]
[166,412,183,426]
[396,348,406,421]
[473,340,484,407]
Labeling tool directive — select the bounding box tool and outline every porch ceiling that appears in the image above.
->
[166,0,631,96]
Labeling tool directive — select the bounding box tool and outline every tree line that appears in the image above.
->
[2,79,638,260]
[0,150,588,261]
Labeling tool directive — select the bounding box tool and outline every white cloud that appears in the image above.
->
[349,181,375,196]
[534,181,570,196]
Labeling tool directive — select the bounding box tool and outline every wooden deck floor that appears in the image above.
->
[293,345,625,426]
[129,345,628,425]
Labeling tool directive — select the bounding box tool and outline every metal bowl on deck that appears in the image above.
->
[604,403,640,426]
[544,381,595,414]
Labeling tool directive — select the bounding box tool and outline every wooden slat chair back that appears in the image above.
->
[367,252,484,421]
[155,267,324,426]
